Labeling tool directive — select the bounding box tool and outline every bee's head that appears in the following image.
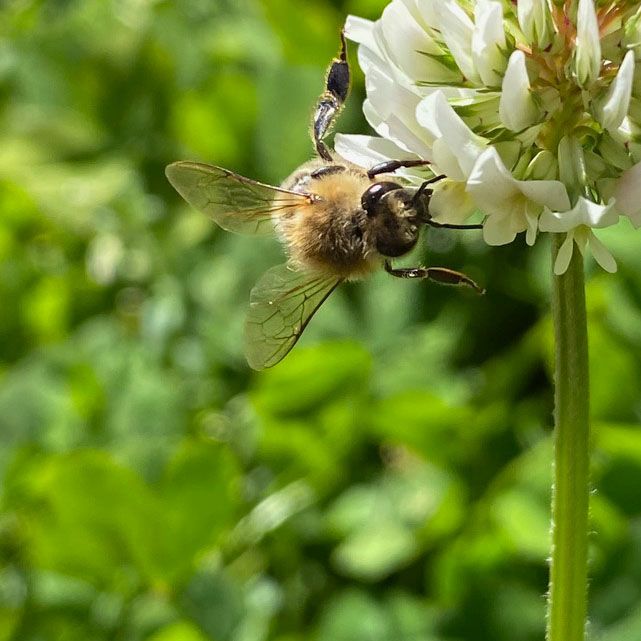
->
[361,181,427,257]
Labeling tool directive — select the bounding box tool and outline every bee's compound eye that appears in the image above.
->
[361,181,402,216]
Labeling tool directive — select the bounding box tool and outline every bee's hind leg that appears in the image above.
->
[384,260,485,294]
[312,30,350,162]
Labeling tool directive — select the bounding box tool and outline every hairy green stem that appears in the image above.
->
[547,234,590,641]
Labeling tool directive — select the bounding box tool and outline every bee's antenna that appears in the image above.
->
[412,174,445,209]
[413,175,484,230]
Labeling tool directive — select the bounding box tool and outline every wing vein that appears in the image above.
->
[244,265,343,369]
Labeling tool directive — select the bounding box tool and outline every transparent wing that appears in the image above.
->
[165,161,315,235]
[244,264,342,369]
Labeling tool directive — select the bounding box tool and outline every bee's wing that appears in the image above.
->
[165,161,315,235]
[245,263,343,370]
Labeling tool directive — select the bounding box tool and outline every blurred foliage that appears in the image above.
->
[1,1,641,640]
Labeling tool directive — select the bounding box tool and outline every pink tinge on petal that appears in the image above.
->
[614,161,641,227]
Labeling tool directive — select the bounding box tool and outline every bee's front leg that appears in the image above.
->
[384,261,484,294]
[367,159,433,179]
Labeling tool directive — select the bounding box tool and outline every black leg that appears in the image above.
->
[384,260,485,294]
[312,30,350,162]
[426,220,483,230]
[368,159,431,179]
[310,165,346,179]
[411,175,484,229]
[411,174,445,206]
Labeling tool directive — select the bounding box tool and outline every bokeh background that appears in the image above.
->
[2,1,641,640]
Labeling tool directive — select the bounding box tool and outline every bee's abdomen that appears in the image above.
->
[276,167,379,278]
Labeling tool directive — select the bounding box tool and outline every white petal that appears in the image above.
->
[525,150,558,180]
[511,177,571,212]
[588,232,618,272]
[355,37,390,77]
[573,226,590,255]
[379,0,451,81]
[574,0,601,86]
[416,91,487,178]
[467,148,570,217]
[524,205,539,246]
[334,134,416,168]
[466,152,521,215]
[517,0,554,49]
[414,84,479,101]
[431,138,467,181]
[538,197,619,232]
[472,1,506,87]
[483,216,525,245]
[597,50,635,130]
[361,64,434,158]
[412,0,440,28]
[613,160,641,226]
[580,198,620,228]
[499,50,540,131]
[363,101,434,160]
[399,0,432,28]
[554,232,576,275]
[344,15,378,52]
[539,209,567,232]
[365,63,418,122]
[434,0,479,83]
[428,180,477,224]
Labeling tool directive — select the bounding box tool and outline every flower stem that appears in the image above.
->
[547,234,590,641]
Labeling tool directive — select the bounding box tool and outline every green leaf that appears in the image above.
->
[258,0,339,65]
[328,464,465,581]
[179,568,244,641]
[490,489,549,560]
[332,521,417,582]
[251,342,370,416]
[148,621,209,641]
[256,65,328,185]
[4,450,169,587]
[315,590,392,641]
[159,440,240,579]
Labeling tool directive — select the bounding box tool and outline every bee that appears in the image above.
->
[166,31,483,370]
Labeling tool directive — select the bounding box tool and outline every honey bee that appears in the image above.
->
[166,31,483,370]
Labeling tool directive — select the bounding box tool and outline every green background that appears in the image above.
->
[2,1,641,640]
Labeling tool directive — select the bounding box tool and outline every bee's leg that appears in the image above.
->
[313,30,350,162]
[368,159,433,179]
[384,260,485,294]
[310,165,346,179]
[412,173,446,200]
[426,220,483,230]
[412,175,484,229]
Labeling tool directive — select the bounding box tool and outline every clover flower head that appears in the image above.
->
[336,0,641,273]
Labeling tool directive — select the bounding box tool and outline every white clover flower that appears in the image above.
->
[539,197,619,274]
[336,0,641,274]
